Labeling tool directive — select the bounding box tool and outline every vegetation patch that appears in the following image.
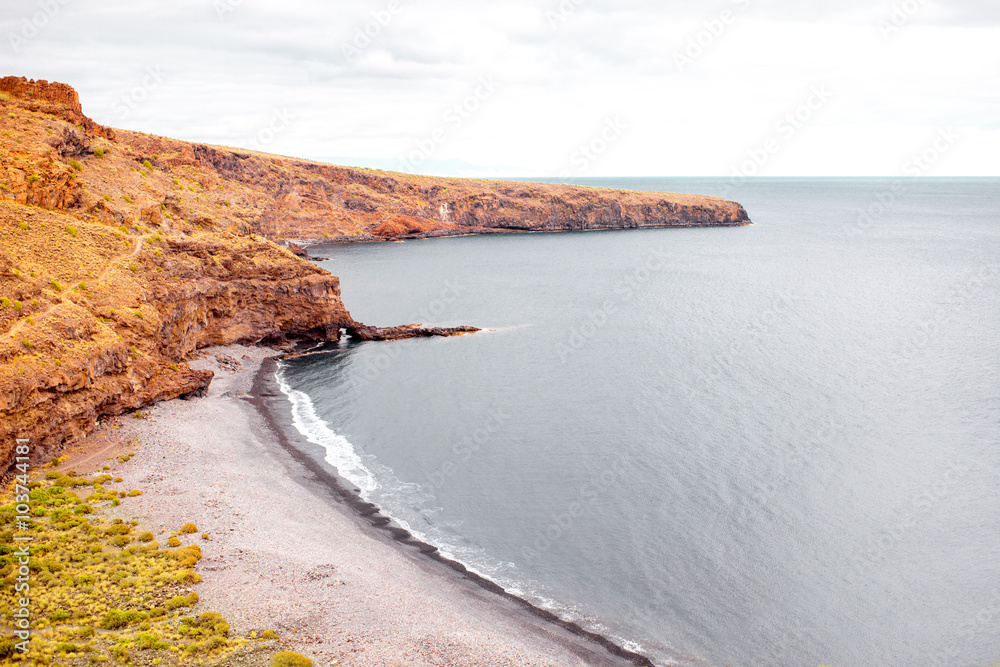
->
[0,472,283,666]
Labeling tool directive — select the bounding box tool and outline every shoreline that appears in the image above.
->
[254,355,657,667]
[93,344,659,667]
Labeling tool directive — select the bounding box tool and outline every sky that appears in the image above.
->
[2,0,999,177]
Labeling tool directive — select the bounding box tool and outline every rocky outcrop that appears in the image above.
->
[347,324,480,341]
[0,76,116,140]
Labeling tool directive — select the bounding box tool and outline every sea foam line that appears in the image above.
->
[273,365,647,660]
[275,367,378,496]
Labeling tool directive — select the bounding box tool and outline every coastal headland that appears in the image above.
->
[2,76,746,666]
[0,75,750,474]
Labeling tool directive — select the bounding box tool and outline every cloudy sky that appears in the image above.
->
[2,0,998,177]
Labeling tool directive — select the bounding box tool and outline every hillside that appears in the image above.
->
[0,76,749,474]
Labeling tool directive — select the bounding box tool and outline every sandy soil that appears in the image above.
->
[63,344,647,667]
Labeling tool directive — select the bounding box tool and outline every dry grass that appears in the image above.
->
[0,470,282,666]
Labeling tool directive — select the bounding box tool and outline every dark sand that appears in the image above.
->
[97,344,653,667]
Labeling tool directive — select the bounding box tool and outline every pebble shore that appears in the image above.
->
[100,344,639,667]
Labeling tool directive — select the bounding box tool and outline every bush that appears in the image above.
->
[94,148,104,158]
[55,642,80,653]
[101,609,144,629]
[138,531,154,542]
[272,651,312,667]
[143,159,153,170]
[68,159,82,171]
[50,280,63,292]
[49,609,71,622]
[18,221,28,230]
[66,225,77,236]
[179,522,198,534]
[137,633,167,650]
[164,595,193,611]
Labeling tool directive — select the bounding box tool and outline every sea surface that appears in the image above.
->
[278,178,1000,667]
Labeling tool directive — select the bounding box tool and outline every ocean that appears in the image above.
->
[277,178,1000,667]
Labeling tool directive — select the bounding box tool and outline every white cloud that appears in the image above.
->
[2,0,997,175]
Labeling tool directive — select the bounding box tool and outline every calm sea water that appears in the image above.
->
[279,178,1000,667]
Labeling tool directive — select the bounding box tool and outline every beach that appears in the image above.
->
[64,344,647,667]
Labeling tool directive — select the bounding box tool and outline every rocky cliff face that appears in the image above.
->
[0,201,354,473]
[0,77,750,474]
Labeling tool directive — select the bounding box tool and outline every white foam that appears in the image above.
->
[275,368,378,496]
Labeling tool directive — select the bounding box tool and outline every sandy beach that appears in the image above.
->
[64,344,649,667]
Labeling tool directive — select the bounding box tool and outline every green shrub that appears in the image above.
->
[101,609,144,629]
[18,221,28,230]
[50,280,63,292]
[28,174,39,184]
[179,522,198,534]
[55,642,80,653]
[122,195,133,203]
[138,531,154,542]
[136,633,167,650]
[66,225,77,237]
[13,301,22,312]
[49,609,71,622]
[272,651,312,667]
[164,595,193,611]
[68,159,82,171]
[0,297,9,308]
[94,148,104,158]
[143,159,153,170]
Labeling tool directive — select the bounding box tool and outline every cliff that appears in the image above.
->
[0,76,749,474]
